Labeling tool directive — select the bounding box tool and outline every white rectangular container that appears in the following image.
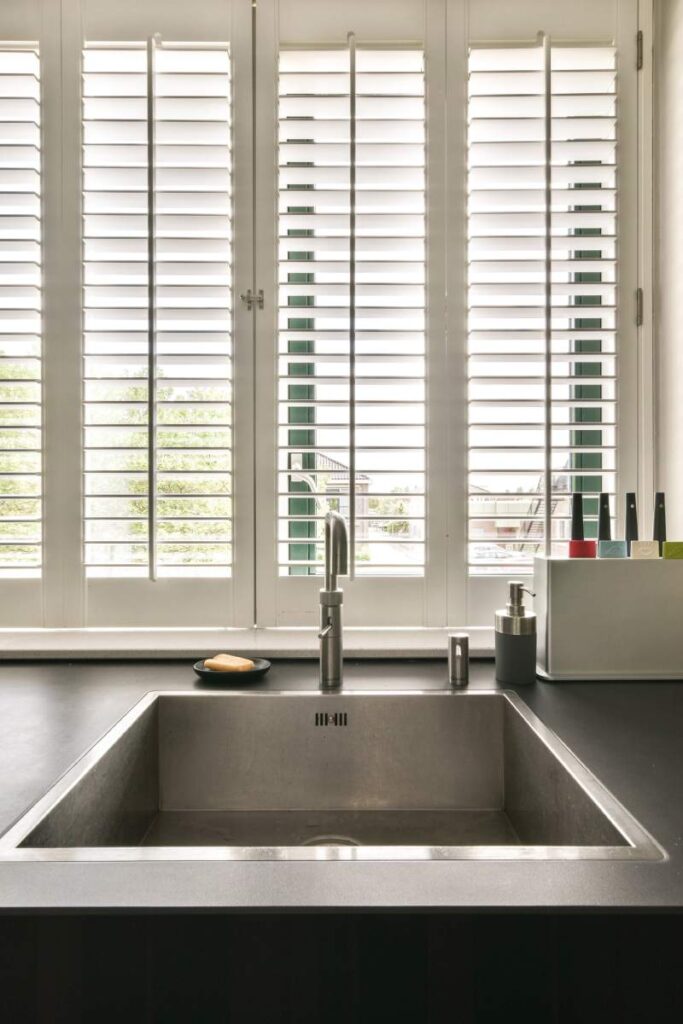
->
[534,555,683,681]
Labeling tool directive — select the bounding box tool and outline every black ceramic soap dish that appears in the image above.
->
[193,658,271,683]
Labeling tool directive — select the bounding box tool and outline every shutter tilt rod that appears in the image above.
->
[348,31,357,579]
[146,34,160,581]
[540,30,553,558]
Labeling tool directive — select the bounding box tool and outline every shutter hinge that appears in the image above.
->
[636,30,643,70]
[240,288,264,311]
[636,287,644,327]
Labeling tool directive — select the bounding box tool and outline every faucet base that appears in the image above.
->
[318,511,348,691]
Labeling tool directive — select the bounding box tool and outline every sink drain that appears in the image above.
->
[301,833,360,847]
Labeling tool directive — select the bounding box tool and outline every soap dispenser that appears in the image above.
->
[495,581,537,686]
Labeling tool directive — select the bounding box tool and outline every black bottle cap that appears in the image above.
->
[571,493,584,541]
[625,492,638,554]
[653,492,666,555]
[598,492,611,541]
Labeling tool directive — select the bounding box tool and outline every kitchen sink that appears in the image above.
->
[0,690,662,862]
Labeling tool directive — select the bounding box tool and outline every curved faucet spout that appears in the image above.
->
[324,511,348,591]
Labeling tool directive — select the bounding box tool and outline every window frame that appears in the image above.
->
[254,0,450,629]
[0,0,654,648]
[79,0,256,629]
[461,0,646,627]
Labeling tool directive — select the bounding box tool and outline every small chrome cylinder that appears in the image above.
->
[448,633,469,688]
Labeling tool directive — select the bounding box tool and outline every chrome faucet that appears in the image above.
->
[319,511,348,690]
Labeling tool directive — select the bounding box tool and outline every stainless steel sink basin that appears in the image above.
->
[0,690,662,862]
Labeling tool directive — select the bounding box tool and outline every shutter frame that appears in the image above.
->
[467,42,618,574]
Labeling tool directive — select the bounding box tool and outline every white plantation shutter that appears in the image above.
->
[276,46,426,577]
[82,44,232,580]
[0,1,644,640]
[0,48,42,579]
[467,43,618,575]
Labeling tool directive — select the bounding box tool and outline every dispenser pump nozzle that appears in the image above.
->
[506,580,534,617]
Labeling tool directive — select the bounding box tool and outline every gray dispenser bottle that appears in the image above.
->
[494,581,537,685]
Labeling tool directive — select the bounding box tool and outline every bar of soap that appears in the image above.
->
[204,653,255,672]
[663,542,683,560]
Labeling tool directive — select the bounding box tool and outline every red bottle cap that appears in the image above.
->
[568,539,597,559]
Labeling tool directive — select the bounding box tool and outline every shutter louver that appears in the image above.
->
[277,47,426,576]
[0,48,42,579]
[467,44,617,573]
[83,45,232,578]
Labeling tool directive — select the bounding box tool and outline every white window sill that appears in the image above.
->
[0,627,495,659]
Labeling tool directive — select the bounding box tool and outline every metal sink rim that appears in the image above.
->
[0,689,665,863]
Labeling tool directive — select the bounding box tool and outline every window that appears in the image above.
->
[0,48,42,580]
[467,43,618,575]
[277,46,426,578]
[82,43,233,580]
[0,0,646,642]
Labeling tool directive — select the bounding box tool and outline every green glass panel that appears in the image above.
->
[289,521,316,539]
[287,315,316,572]
[574,318,602,329]
[572,338,601,353]
[571,429,603,447]
[573,272,602,283]
[583,496,599,517]
[571,384,602,401]
[287,318,314,330]
[573,362,602,376]
[572,407,602,424]
[288,429,314,446]
[289,406,314,425]
[288,384,315,400]
[288,340,315,355]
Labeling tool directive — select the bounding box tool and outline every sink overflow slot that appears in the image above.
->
[315,712,348,727]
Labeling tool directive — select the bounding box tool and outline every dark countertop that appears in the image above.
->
[0,658,682,911]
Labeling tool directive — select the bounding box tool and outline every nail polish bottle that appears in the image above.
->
[568,493,596,558]
[625,492,639,555]
[599,539,628,557]
[597,493,627,557]
[653,492,666,556]
[631,540,659,559]
[598,492,611,541]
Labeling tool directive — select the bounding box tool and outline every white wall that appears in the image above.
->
[655,0,683,535]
